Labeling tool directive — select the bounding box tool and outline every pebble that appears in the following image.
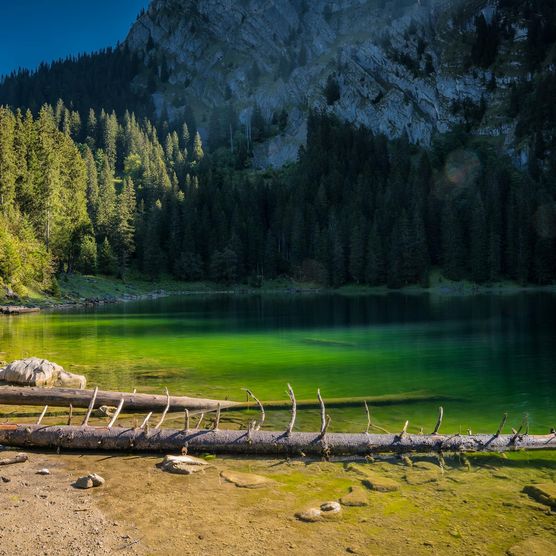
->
[36,469,50,476]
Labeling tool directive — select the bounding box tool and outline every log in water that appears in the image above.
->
[0,424,554,456]
[0,386,238,412]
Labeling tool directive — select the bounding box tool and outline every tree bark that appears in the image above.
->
[0,386,238,412]
[0,424,554,456]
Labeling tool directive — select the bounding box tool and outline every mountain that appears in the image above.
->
[122,0,556,168]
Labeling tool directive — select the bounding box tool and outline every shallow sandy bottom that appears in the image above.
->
[1,448,555,556]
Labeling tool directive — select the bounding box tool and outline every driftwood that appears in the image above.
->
[0,386,238,412]
[0,424,554,456]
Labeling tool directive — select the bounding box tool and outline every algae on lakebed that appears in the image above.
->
[53,450,556,555]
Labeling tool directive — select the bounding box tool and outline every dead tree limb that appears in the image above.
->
[495,413,508,437]
[398,420,409,439]
[140,412,153,429]
[242,388,265,430]
[81,386,98,426]
[286,384,296,436]
[184,409,190,431]
[36,405,48,426]
[195,413,205,430]
[213,404,221,431]
[155,388,171,430]
[67,404,73,426]
[432,407,444,435]
[1,425,555,456]
[107,397,125,429]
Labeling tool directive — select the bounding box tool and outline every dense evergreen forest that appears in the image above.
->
[0,101,554,295]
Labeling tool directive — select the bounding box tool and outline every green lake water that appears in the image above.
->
[1,292,555,434]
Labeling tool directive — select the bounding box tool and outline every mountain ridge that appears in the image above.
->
[123,0,551,167]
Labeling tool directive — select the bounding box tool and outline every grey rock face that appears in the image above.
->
[125,0,524,167]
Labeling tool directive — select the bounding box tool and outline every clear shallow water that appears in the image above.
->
[1,292,555,433]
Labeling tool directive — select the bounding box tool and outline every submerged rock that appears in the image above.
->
[507,536,556,555]
[522,483,556,508]
[74,476,94,490]
[74,473,105,489]
[320,501,342,519]
[220,470,274,489]
[346,464,399,492]
[295,508,323,523]
[340,486,369,507]
[0,358,86,389]
[93,406,117,418]
[160,455,210,475]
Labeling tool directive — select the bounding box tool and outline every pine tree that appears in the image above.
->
[193,131,204,162]
[98,237,116,275]
[0,107,17,210]
[114,177,136,277]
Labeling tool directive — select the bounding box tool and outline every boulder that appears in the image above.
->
[522,483,556,508]
[0,358,86,389]
[220,470,274,489]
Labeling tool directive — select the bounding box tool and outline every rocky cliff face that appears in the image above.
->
[125,0,532,167]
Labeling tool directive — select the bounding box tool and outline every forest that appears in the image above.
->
[0,101,554,295]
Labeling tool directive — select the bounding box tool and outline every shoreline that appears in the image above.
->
[1,274,556,314]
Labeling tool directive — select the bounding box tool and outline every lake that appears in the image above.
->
[1,292,555,434]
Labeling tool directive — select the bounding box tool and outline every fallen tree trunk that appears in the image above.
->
[232,391,461,411]
[0,386,238,412]
[0,424,554,456]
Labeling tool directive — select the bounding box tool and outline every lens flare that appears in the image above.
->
[444,149,481,189]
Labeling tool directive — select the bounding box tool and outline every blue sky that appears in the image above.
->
[0,0,150,76]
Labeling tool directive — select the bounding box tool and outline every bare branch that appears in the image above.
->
[107,397,125,429]
[495,413,508,437]
[140,412,153,429]
[195,413,205,430]
[155,388,171,429]
[67,404,73,426]
[286,383,296,436]
[184,409,190,431]
[36,405,48,426]
[317,389,327,436]
[81,386,99,426]
[241,388,265,430]
[364,401,371,434]
[213,404,221,431]
[432,406,444,435]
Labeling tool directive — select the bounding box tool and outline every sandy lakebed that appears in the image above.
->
[1,446,555,556]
